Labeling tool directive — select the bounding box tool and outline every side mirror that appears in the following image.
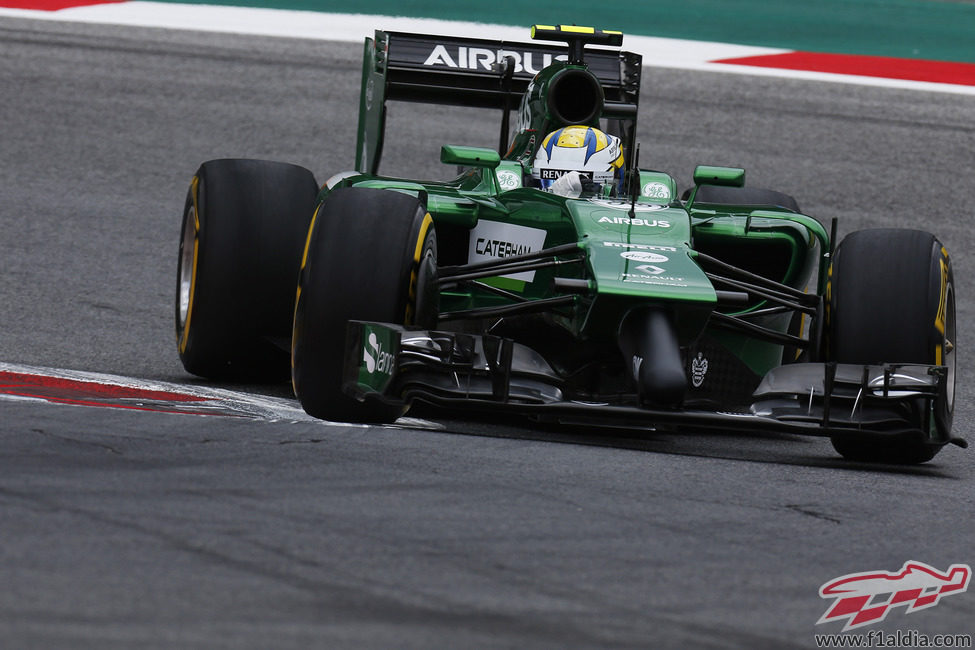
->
[692,165,745,188]
[440,145,501,169]
[686,166,746,209]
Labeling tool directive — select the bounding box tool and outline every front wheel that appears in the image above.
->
[291,187,438,422]
[826,228,955,463]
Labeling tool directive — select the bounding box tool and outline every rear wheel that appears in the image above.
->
[291,187,437,422]
[826,228,954,463]
[176,159,318,380]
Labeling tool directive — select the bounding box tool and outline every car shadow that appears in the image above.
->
[416,408,959,478]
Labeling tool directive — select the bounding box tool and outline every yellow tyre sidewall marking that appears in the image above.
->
[291,200,323,384]
[406,212,434,325]
[935,249,949,364]
[178,175,201,355]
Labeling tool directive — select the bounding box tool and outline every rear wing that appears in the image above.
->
[355,30,642,174]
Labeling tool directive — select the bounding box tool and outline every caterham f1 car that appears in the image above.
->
[176,25,962,463]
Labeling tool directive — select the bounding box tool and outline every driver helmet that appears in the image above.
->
[532,125,624,194]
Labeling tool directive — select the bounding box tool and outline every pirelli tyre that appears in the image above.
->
[176,159,318,380]
[291,187,438,422]
[826,228,955,464]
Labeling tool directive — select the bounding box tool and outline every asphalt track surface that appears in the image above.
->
[1,17,974,649]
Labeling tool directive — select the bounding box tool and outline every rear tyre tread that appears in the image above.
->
[176,158,318,381]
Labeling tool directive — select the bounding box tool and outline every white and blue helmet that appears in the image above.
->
[532,125,624,193]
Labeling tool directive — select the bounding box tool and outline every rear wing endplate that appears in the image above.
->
[356,30,642,174]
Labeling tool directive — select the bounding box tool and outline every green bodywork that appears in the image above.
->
[327,27,830,381]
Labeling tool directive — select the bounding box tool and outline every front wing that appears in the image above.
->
[344,321,962,450]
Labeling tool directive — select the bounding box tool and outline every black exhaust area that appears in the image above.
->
[547,68,604,126]
[618,307,687,407]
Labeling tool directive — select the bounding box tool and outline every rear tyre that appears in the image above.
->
[291,187,437,422]
[176,159,318,380]
[826,228,955,463]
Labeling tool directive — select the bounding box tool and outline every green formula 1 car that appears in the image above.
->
[176,25,963,464]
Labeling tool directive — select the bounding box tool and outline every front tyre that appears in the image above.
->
[291,187,437,422]
[826,228,955,463]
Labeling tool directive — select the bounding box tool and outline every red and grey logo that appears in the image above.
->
[817,561,971,631]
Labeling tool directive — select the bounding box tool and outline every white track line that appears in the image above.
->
[0,362,442,428]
